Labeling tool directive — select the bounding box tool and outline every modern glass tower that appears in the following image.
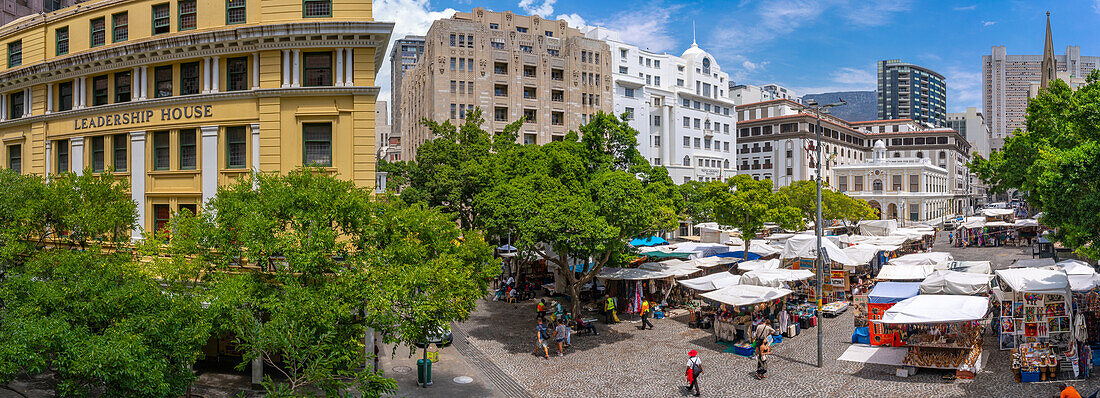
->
[877,59,947,127]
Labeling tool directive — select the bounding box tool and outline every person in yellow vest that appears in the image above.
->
[604,295,618,324]
[536,299,548,322]
[639,298,654,330]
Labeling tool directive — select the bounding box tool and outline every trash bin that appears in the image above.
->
[417,359,432,386]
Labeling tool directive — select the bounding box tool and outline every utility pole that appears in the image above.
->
[804,98,845,368]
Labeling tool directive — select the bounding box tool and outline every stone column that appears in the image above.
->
[291,49,300,87]
[44,143,51,181]
[345,48,354,86]
[251,52,260,90]
[335,48,345,86]
[130,131,147,240]
[200,125,219,206]
[70,136,84,175]
[46,83,53,114]
[250,123,260,172]
[203,57,211,93]
[132,67,140,100]
[1,94,7,121]
[140,66,149,99]
[211,56,220,93]
[23,88,31,117]
[281,50,290,88]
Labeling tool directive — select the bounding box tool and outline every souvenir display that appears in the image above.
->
[900,322,984,370]
[1000,291,1073,350]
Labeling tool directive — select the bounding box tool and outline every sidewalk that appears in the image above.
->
[379,340,506,398]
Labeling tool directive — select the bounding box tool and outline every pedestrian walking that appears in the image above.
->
[753,323,776,380]
[604,295,617,324]
[533,319,550,359]
[554,320,569,356]
[536,299,547,322]
[685,350,702,396]
[639,299,654,330]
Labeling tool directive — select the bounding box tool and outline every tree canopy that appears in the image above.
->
[972,71,1100,258]
[776,180,877,228]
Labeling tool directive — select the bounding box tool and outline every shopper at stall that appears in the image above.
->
[604,295,618,324]
[753,323,776,380]
[686,350,702,396]
[640,299,654,330]
[534,319,550,359]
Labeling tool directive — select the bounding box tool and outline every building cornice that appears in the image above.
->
[0,21,394,91]
[0,86,380,130]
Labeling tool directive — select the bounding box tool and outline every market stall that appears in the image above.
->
[878,295,990,377]
[934,261,993,274]
[740,269,815,288]
[866,282,922,346]
[734,259,781,273]
[780,234,858,302]
[920,270,994,296]
[994,269,1078,380]
[889,252,954,267]
[700,284,794,346]
[876,263,935,281]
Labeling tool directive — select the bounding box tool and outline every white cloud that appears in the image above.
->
[518,0,556,17]
[555,13,586,29]
[788,66,876,95]
[712,0,909,52]
[953,5,977,11]
[982,20,996,27]
[373,0,458,105]
[1094,0,1100,14]
[589,3,682,53]
[945,66,982,112]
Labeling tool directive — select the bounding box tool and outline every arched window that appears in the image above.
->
[724,159,730,169]
[873,180,883,191]
[916,151,923,158]
[683,156,690,166]
[702,58,711,74]
[939,150,946,159]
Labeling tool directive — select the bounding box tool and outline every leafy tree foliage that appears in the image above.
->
[198,169,492,395]
[695,176,802,259]
[776,180,877,228]
[972,72,1100,258]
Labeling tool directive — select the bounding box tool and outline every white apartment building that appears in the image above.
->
[587,28,738,183]
[834,140,953,226]
[730,83,800,105]
[983,45,1099,150]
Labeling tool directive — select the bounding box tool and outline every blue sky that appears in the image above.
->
[375,0,1100,113]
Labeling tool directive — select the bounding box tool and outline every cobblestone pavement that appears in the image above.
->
[455,236,1100,397]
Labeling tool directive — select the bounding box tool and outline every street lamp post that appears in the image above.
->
[804,98,845,368]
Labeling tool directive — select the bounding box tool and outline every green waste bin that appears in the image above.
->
[417,359,432,386]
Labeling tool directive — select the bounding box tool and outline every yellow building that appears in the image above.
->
[0,0,393,238]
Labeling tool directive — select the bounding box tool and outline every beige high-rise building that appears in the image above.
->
[397,8,611,160]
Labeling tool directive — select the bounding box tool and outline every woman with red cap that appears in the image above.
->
[685,350,702,396]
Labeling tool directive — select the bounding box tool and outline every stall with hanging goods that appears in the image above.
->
[866,282,922,346]
[992,268,1080,382]
[700,284,794,348]
[877,295,990,377]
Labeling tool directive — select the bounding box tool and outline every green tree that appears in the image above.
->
[972,72,1100,258]
[477,112,676,315]
[777,180,876,228]
[707,175,802,259]
[200,169,492,395]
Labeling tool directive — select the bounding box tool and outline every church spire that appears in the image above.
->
[1040,11,1056,90]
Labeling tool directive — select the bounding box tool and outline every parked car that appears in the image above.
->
[414,326,454,348]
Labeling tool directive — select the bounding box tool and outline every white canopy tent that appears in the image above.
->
[878,295,990,324]
[842,244,899,266]
[597,267,675,281]
[741,269,815,288]
[961,216,987,229]
[995,268,1070,294]
[678,272,742,292]
[780,234,857,266]
[846,235,912,248]
[746,240,782,257]
[700,284,793,307]
[934,261,993,274]
[920,270,994,295]
[1052,259,1100,291]
[1015,219,1039,227]
[692,256,739,269]
[735,259,781,273]
[670,242,730,259]
[1055,259,1096,275]
[859,219,898,236]
[876,263,935,281]
[889,252,954,267]
[983,208,1016,218]
[637,262,701,277]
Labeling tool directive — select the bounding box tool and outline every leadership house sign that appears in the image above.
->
[73,105,214,130]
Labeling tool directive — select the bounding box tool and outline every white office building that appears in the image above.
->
[834,140,954,226]
[587,28,738,183]
[730,83,800,105]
